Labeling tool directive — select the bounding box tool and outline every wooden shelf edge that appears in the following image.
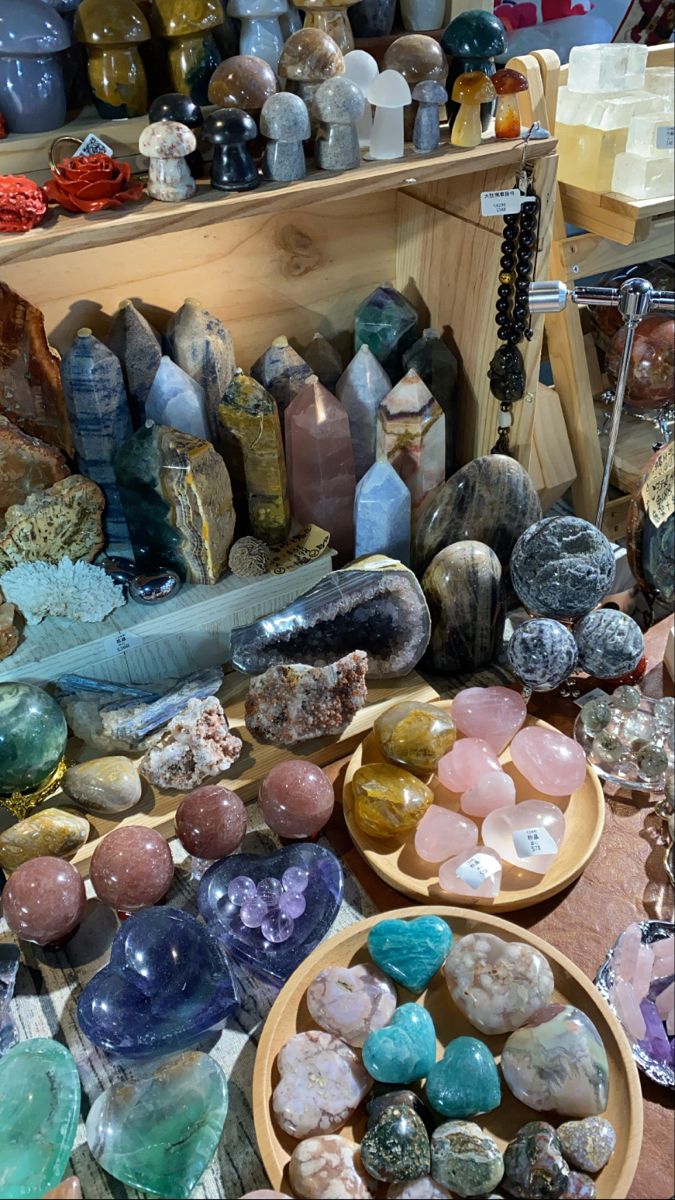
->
[560,180,674,246]
[0,136,555,267]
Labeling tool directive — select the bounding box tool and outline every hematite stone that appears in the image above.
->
[573,610,644,679]
[511,516,615,619]
[422,541,505,674]
[508,618,578,693]
[361,1104,431,1183]
[414,455,541,576]
[230,563,431,678]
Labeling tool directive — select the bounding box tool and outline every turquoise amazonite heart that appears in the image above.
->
[363,1003,437,1084]
[368,916,452,992]
[0,1038,80,1199]
[426,1036,501,1119]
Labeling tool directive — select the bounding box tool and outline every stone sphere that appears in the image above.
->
[259,760,334,838]
[2,856,85,945]
[90,826,174,912]
[175,786,247,859]
[0,683,68,795]
[574,609,645,679]
[508,618,579,692]
[511,516,616,619]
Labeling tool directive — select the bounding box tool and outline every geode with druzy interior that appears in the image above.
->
[230,558,430,677]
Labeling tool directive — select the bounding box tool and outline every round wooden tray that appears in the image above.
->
[253,906,643,1200]
[342,702,605,912]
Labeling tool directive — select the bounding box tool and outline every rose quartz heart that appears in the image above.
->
[482,798,565,874]
[438,848,502,900]
[436,739,501,794]
[414,805,478,863]
[460,771,516,818]
[510,727,586,796]
[452,686,527,754]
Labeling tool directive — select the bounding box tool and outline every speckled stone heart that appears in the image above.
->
[426,1037,501,1119]
[363,1003,437,1084]
[368,915,452,992]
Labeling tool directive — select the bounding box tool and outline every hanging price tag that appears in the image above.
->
[656,125,674,150]
[512,827,558,858]
[456,853,501,890]
[75,133,114,158]
[480,190,537,217]
[104,630,142,658]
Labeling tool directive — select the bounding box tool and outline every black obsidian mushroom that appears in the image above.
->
[204,107,260,191]
[149,92,204,176]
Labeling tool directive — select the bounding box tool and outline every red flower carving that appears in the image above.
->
[0,175,48,233]
[44,153,144,214]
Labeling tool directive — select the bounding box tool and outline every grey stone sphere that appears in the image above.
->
[574,609,645,679]
[511,516,616,619]
[507,617,578,692]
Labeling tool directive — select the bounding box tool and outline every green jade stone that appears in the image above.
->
[0,1037,81,1200]
[0,683,67,795]
[426,1036,501,1119]
[86,1051,228,1198]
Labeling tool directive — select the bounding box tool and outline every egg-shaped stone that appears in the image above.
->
[62,756,142,815]
[511,516,615,619]
[422,541,505,673]
[0,807,89,872]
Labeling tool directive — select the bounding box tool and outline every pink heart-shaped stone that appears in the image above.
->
[437,739,501,794]
[452,686,527,754]
[510,727,586,796]
[460,771,516,818]
[414,805,478,863]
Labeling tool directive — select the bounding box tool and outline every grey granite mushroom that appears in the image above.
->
[312,76,365,171]
[412,79,448,153]
[260,91,310,181]
[139,120,197,201]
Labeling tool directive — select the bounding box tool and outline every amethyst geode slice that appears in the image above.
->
[230,564,431,677]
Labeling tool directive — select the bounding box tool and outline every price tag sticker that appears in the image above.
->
[480,190,537,217]
[512,827,558,858]
[104,630,142,658]
[456,853,501,890]
[75,133,114,158]
[656,125,674,150]
[574,688,610,708]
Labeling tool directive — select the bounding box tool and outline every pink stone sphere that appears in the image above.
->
[259,760,334,838]
[437,738,501,794]
[452,686,527,754]
[510,726,586,796]
[175,786,247,859]
[2,855,85,945]
[90,825,174,911]
[240,1192,291,1198]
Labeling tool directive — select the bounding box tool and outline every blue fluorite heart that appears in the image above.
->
[363,1003,437,1084]
[426,1036,501,1118]
[198,843,343,986]
[77,907,238,1058]
[368,915,452,992]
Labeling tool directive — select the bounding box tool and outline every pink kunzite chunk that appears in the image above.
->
[436,738,501,793]
[414,805,478,863]
[510,727,586,796]
[653,935,674,979]
[482,799,565,875]
[306,963,397,1047]
[613,977,647,1040]
[614,922,642,982]
[452,686,527,754]
[272,1030,371,1139]
[438,847,502,901]
[631,943,655,1001]
[285,376,356,562]
[460,771,516,818]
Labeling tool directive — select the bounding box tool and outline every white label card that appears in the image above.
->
[456,853,501,890]
[574,688,610,709]
[656,126,674,150]
[512,827,558,858]
[480,190,537,217]
[75,133,114,158]
[104,630,142,658]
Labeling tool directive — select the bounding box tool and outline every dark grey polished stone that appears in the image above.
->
[574,610,644,679]
[507,617,578,693]
[511,516,616,619]
[422,540,505,674]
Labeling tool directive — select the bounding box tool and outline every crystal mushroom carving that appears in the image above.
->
[366,69,411,160]
[343,48,378,149]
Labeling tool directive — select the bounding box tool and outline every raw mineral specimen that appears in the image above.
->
[0,475,105,569]
[511,516,616,619]
[230,562,431,677]
[285,376,356,562]
[114,422,235,583]
[145,356,210,440]
[100,667,225,742]
[0,414,69,516]
[289,1134,373,1199]
[422,541,505,673]
[251,335,313,420]
[0,807,89,871]
[139,696,243,789]
[376,369,445,516]
[107,299,162,423]
[354,283,420,379]
[501,1005,610,1116]
[444,932,554,1035]
[0,602,19,660]
[166,299,236,436]
[306,962,397,1047]
[245,651,368,744]
[0,557,126,624]
[430,1121,504,1198]
[86,1052,228,1198]
[0,1039,80,1198]
[273,1029,371,1138]
[361,1104,431,1183]
[217,370,290,545]
[0,282,73,455]
[62,756,142,814]
[228,535,271,577]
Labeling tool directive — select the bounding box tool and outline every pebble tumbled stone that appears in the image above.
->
[361,1103,431,1182]
[61,756,142,814]
[306,963,397,1047]
[444,932,554,1035]
[0,807,89,871]
[507,618,579,693]
[511,517,615,619]
[557,1117,617,1174]
[289,1134,373,1198]
[430,1121,504,1198]
[502,1121,569,1199]
[422,541,505,674]
[574,610,644,679]
[272,1030,371,1138]
[387,1179,451,1198]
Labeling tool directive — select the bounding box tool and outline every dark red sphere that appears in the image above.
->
[175,786,247,859]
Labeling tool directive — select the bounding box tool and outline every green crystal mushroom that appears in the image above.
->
[0,1038,81,1199]
[0,683,68,797]
[441,9,507,134]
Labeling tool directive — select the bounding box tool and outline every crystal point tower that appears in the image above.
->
[217,369,289,545]
[285,376,356,561]
[107,299,161,425]
[166,299,236,437]
[336,344,391,481]
[377,368,445,517]
[146,357,210,441]
[354,460,411,564]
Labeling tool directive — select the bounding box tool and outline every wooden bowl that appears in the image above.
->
[253,906,643,1199]
[342,702,605,911]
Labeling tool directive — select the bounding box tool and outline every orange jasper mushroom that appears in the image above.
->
[450,70,495,148]
[492,67,528,140]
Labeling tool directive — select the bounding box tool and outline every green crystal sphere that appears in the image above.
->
[0,683,68,795]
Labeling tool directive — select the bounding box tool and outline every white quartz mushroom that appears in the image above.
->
[366,69,411,160]
[139,119,197,202]
[343,48,379,148]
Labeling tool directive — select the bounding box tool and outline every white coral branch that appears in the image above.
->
[0,557,126,625]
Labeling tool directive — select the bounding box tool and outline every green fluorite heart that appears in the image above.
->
[368,915,452,992]
[363,1003,437,1084]
[86,1051,228,1197]
[0,1037,80,1199]
[426,1036,501,1119]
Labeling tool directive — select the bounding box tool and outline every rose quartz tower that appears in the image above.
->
[90,825,174,911]
[285,375,356,562]
[2,856,85,945]
[175,785,247,859]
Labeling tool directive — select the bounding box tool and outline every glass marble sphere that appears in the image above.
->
[607,315,674,412]
[257,876,282,907]
[279,890,306,918]
[2,856,85,945]
[0,683,68,795]
[262,909,294,943]
[227,875,257,905]
[591,731,624,767]
[581,699,612,734]
[282,866,309,893]
[611,685,641,712]
[240,896,268,927]
[637,746,668,781]
[655,697,674,727]
[90,826,174,912]
[259,760,335,838]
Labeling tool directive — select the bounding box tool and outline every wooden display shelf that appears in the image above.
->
[560,183,674,248]
[0,134,554,267]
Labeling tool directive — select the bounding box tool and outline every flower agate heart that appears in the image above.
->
[444,932,554,1035]
[368,915,452,991]
[510,727,586,796]
[363,1004,436,1084]
[436,740,501,793]
[460,771,516,818]
[481,800,565,874]
[306,963,397,1047]
[289,1135,372,1199]
[425,1037,501,1119]
[77,907,238,1058]
[414,806,478,863]
[273,1030,371,1138]
[451,687,527,754]
[0,1039,80,1199]
[501,1004,610,1116]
